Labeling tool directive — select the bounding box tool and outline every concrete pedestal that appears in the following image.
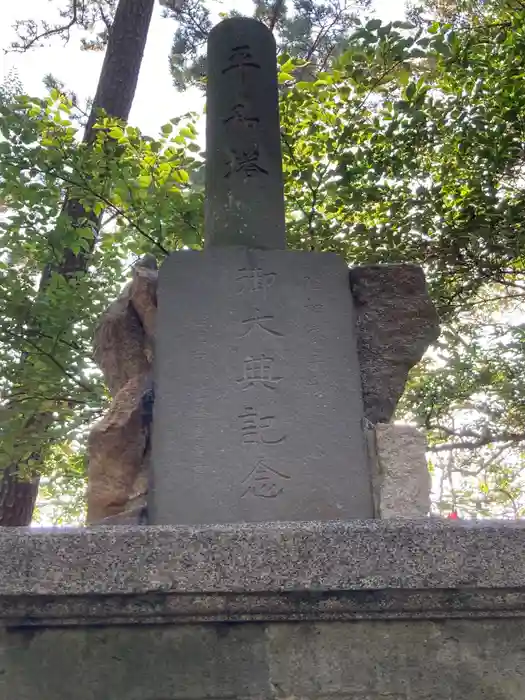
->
[1,520,524,699]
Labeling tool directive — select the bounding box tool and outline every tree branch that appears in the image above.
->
[0,328,95,394]
[431,428,525,452]
[28,160,170,255]
[10,0,80,52]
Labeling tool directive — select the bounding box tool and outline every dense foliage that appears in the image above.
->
[0,86,203,522]
[1,0,524,522]
[280,0,525,516]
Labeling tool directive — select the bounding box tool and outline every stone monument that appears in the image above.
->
[2,17,525,700]
[85,18,439,526]
[150,18,373,523]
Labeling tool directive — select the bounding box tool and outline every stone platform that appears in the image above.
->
[1,520,525,699]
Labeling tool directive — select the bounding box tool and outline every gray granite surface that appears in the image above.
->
[2,519,525,698]
[152,249,372,524]
[1,519,524,598]
[372,423,431,517]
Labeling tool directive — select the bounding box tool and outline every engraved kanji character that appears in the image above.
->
[236,267,276,295]
[238,407,286,445]
[223,103,259,129]
[225,146,268,178]
[239,309,283,338]
[222,44,261,73]
[241,459,290,498]
[237,354,282,390]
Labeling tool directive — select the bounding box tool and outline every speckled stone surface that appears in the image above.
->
[1,519,525,600]
[2,520,525,699]
[349,264,440,424]
[373,423,431,517]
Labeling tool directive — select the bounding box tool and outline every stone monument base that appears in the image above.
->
[1,520,524,699]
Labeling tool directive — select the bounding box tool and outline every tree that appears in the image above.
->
[161,0,371,89]
[1,0,375,525]
[278,1,525,516]
[0,88,204,523]
[0,0,156,525]
[407,0,489,24]
[11,1,118,53]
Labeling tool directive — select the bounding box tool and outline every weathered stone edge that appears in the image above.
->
[1,519,524,596]
[3,588,525,627]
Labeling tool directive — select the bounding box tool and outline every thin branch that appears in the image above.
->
[268,0,285,32]
[0,324,84,354]
[280,131,317,196]
[305,12,343,63]
[98,5,113,33]
[460,293,525,308]
[5,394,90,407]
[431,431,525,452]
[40,163,170,255]
[10,0,80,52]
[0,328,95,394]
[453,443,516,478]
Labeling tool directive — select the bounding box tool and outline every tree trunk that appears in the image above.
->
[0,0,156,526]
[0,467,39,526]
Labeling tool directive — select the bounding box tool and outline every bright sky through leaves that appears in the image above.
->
[0,0,406,138]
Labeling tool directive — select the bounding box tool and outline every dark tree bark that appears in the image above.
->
[0,467,40,526]
[0,0,156,526]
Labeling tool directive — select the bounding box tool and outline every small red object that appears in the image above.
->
[447,511,459,519]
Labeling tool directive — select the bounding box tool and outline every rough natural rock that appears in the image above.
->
[86,257,157,524]
[93,287,149,398]
[86,374,150,524]
[350,263,440,424]
[128,255,157,361]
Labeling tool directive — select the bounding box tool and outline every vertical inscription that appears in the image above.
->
[221,43,264,179]
[307,352,325,387]
[304,275,326,383]
[305,303,324,312]
[221,42,268,180]
[235,263,290,498]
[239,310,283,338]
[304,274,324,317]
[303,275,322,291]
[205,18,285,248]
[225,146,268,178]
[223,103,259,128]
[222,44,261,74]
